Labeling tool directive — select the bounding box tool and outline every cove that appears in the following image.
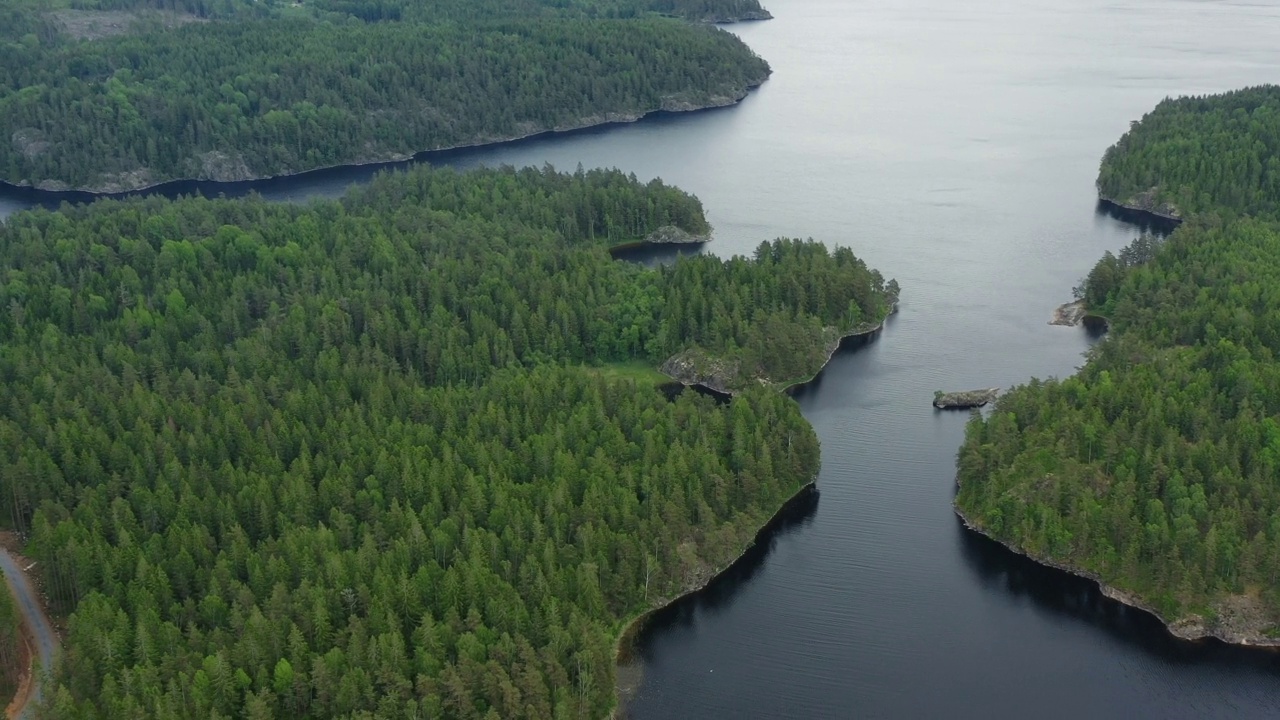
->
[6,0,1280,718]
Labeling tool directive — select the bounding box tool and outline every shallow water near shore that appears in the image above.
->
[6,0,1280,717]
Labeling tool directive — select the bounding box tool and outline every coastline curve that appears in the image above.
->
[0,86,766,200]
[611,482,820,717]
[953,505,1280,649]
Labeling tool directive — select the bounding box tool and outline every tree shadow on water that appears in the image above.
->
[629,485,821,657]
[955,515,1280,671]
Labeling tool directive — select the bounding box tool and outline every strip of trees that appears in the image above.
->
[0,0,771,190]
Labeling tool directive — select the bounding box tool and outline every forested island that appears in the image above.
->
[0,164,894,717]
[0,0,772,192]
[957,85,1280,644]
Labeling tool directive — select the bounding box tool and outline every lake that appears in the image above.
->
[4,0,1280,716]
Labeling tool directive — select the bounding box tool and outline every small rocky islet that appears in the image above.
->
[933,388,1000,409]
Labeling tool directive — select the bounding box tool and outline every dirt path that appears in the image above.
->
[0,536,57,720]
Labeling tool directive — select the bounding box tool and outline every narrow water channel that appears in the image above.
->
[5,0,1280,717]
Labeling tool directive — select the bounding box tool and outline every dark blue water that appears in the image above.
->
[5,0,1280,717]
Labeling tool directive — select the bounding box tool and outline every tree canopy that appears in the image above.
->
[959,87,1280,639]
[0,163,891,718]
[0,0,771,191]
[1097,85,1280,219]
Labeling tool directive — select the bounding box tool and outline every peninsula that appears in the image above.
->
[0,162,895,718]
[956,85,1280,645]
[656,247,899,395]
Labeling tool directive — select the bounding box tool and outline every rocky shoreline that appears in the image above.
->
[7,83,767,196]
[780,304,897,394]
[607,225,711,253]
[1050,299,1087,326]
[704,9,774,23]
[953,504,1280,648]
[1097,195,1183,231]
[660,301,898,397]
[611,480,818,718]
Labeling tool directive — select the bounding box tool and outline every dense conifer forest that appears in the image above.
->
[0,164,893,718]
[957,88,1280,640]
[1096,85,1280,219]
[0,0,771,191]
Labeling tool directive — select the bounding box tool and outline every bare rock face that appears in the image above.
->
[659,349,742,395]
[1114,187,1181,221]
[11,129,49,161]
[34,179,71,192]
[197,151,254,183]
[1050,299,1087,326]
[644,225,708,245]
[95,168,155,194]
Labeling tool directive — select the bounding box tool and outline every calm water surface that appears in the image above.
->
[5,0,1280,716]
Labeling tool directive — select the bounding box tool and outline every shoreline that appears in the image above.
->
[607,228,711,255]
[661,300,899,397]
[1,84,766,199]
[780,302,898,395]
[1049,299,1110,332]
[952,504,1280,649]
[709,11,773,23]
[1096,196,1183,232]
[606,239,707,255]
[610,480,818,718]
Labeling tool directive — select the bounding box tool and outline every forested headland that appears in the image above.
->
[1096,85,1280,221]
[0,0,772,192]
[957,87,1280,644]
[0,164,893,718]
[658,244,898,393]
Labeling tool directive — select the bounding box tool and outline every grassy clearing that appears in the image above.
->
[584,361,671,385]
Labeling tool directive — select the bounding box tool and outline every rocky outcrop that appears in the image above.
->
[194,151,254,183]
[1050,299,1086,327]
[10,130,49,161]
[659,348,743,395]
[662,300,899,396]
[1099,187,1182,225]
[643,225,709,245]
[699,8,774,23]
[933,388,999,409]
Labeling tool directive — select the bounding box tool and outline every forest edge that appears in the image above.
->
[609,481,818,718]
[660,300,900,397]
[954,178,1277,648]
[3,83,766,196]
[954,503,1280,648]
